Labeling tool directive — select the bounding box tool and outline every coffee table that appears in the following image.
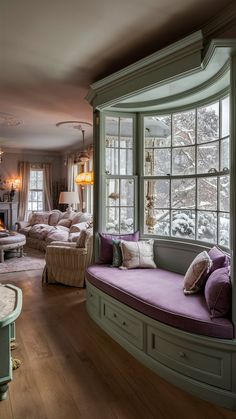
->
[0,232,26,263]
[0,284,22,400]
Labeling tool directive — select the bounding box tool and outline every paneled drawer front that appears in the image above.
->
[147,326,231,390]
[86,286,100,317]
[102,300,144,350]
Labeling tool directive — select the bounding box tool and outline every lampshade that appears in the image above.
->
[59,191,80,204]
[75,171,94,186]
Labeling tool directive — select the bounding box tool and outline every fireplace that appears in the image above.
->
[0,203,18,230]
[0,212,7,230]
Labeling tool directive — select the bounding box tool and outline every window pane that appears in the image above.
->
[120,148,133,175]
[120,118,133,148]
[145,148,171,176]
[219,212,230,248]
[145,179,169,208]
[197,211,217,243]
[32,202,38,211]
[171,210,195,239]
[197,102,219,143]
[106,148,119,175]
[106,179,119,206]
[221,96,230,138]
[219,175,230,212]
[171,178,195,209]
[172,146,195,175]
[120,207,134,233]
[172,110,195,146]
[106,207,119,233]
[38,202,43,211]
[197,141,219,174]
[197,177,217,210]
[144,115,171,148]
[106,116,119,139]
[106,136,118,148]
[220,137,229,171]
[120,179,134,206]
[37,191,43,201]
[145,209,170,235]
[30,179,37,189]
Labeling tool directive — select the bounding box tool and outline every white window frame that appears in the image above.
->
[28,168,44,213]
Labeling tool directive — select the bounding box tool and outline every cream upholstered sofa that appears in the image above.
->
[43,230,93,287]
[16,210,92,252]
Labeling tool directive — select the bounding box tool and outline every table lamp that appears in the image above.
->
[59,191,79,213]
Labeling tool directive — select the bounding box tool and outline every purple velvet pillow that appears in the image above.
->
[99,231,139,263]
[204,267,231,318]
[208,246,229,274]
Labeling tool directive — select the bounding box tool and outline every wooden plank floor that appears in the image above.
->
[0,269,235,419]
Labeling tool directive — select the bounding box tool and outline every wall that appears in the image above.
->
[0,150,64,205]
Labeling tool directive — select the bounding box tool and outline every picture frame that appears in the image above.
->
[3,193,9,202]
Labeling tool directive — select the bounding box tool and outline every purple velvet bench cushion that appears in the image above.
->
[86,265,234,339]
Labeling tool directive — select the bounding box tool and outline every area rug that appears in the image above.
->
[0,247,45,274]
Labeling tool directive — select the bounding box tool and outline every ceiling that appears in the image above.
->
[0,0,233,153]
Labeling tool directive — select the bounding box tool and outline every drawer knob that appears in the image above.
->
[113,313,117,318]
[89,293,93,298]
[122,321,126,326]
[179,351,186,358]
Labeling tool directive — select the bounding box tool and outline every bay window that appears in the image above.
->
[143,96,230,248]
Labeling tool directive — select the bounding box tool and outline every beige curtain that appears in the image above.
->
[18,161,30,220]
[67,155,80,210]
[43,163,53,211]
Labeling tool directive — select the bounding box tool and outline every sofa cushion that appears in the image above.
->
[57,219,72,228]
[99,231,139,263]
[120,239,156,269]
[30,212,50,226]
[46,229,69,243]
[205,266,231,318]
[48,210,62,226]
[70,212,83,225]
[183,251,212,294]
[86,266,233,339]
[28,224,54,240]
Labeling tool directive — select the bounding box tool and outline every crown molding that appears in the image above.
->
[86,31,203,109]
[113,60,230,111]
[2,147,61,157]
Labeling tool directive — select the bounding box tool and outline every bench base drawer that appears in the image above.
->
[147,325,231,390]
[101,299,144,350]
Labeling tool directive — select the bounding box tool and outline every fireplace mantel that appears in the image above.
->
[0,202,18,230]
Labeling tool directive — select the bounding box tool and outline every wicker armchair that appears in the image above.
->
[42,232,93,287]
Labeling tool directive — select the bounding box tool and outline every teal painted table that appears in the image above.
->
[0,284,22,400]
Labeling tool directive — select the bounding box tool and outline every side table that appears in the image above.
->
[0,284,22,400]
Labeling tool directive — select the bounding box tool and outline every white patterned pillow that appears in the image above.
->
[183,251,212,294]
[120,240,156,269]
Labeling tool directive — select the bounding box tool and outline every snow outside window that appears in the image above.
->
[144,96,230,248]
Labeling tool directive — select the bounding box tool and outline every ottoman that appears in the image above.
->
[0,233,26,263]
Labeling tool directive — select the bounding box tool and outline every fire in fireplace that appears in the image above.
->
[0,213,6,231]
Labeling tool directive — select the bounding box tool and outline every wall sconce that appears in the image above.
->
[0,147,4,163]
[8,178,21,201]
